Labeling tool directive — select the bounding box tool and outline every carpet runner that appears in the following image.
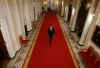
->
[24,13,77,68]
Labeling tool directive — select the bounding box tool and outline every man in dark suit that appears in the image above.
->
[48,26,55,46]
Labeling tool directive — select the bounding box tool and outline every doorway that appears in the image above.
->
[75,0,89,37]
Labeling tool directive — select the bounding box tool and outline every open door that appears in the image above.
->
[0,29,9,60]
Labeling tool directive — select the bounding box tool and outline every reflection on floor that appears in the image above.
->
[1,15,87,68]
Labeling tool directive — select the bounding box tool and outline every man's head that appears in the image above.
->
[50,26,53,30]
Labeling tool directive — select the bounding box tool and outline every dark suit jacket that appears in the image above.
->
[48,27,55,38]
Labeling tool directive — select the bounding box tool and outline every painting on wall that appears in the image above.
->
[92,26,100,46]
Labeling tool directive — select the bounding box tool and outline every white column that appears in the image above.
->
[61,1,64,16]
[6,0,21,52]
[24,0,32,31]
[35,7,38,21]
[69,0,81,31]
[32,2,41,22]
[0,17,16,58]
[70,7,80,31]
[14,0,23,37]
[29,0,34,22]
[79,9,94,45]
[16,0,26,39]
[64,6,69,22]
[69,7,75,28]
[32,3,35,22]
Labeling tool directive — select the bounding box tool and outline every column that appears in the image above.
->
[24,0,32,31]
[64,6,69,22]
[61,1,64,16]
[6,0,21,52]
[16,0,26,39]
[70,7,80,31]
[69,1,81,31]
[79,8,94,45]
[0,17,16,58]
[69,7,75,28]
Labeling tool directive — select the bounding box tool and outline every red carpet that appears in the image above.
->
[27,13,76,68]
